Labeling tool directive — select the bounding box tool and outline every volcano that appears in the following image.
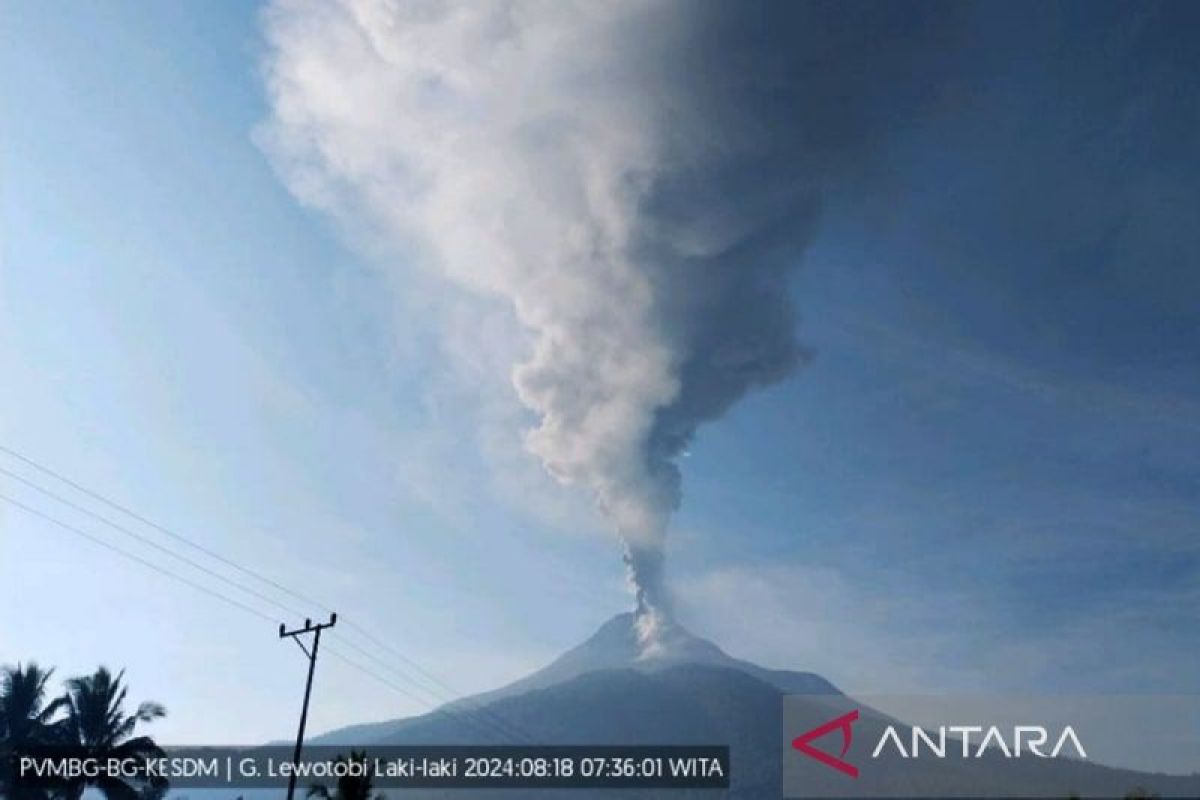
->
[312,614,832,796]
[311,614,1200,798]
[446,612,838,706]
[314,614,835,746]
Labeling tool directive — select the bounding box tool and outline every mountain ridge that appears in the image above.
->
[313,612,835,746]
[308,614,1200,798]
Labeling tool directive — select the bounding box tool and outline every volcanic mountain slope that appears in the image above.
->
[461,612,838,702]
[315,613,834,746]
[311,614,1200,799]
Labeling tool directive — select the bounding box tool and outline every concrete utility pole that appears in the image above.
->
[279,612,337,800]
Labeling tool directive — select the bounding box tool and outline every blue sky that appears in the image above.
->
[2,1,1197,745]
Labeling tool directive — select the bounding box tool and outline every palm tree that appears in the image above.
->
[307,752,384,800]
[60,667,167,800]
[1,662,68,800]
[0,663,66,747]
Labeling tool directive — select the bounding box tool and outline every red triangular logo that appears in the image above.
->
[791,709,860,778]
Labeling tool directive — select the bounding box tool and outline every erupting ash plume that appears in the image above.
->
[260,1,957,635]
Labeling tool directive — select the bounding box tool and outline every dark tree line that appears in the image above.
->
[0,662,165,800]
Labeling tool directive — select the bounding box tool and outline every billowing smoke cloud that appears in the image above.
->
[260,1,959,631]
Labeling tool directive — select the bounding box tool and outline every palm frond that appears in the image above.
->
[0,662,65,746]
[134,702,165,722]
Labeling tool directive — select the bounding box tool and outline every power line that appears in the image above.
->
[0,444,331,615]
[322,648,531,743]
[0,465,313,621]
[0,494,276,624]
[0,492,528,743]
[341,621,478,701]
[327,632,532,743]
[335,620,536,742]
[0,446,536,743]
[324,648,434,707]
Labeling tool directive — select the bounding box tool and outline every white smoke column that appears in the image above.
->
[259,0,956,638]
